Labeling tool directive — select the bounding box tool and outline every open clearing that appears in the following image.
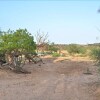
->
[0,56,100,100]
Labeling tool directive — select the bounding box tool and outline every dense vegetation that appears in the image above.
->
[90,47,100,63]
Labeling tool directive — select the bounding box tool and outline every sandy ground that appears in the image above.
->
[0,56,100,100]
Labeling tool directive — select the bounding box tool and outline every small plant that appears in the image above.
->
[52,53,60,57]
[83,67,92,75]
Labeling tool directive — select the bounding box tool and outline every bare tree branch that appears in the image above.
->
[35,30,49,45]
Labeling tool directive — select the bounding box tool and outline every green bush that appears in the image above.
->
[52,53,60,57]
[48,45,59,53]
[67,44,86,55]
[90,48,100,63]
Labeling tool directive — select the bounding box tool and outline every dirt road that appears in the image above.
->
[0,57,99,100]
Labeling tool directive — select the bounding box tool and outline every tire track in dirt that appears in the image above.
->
[0,58,99,100]
[64,75,95,100]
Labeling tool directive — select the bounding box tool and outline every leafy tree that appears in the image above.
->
[0,29,36,54]
[0,29,36,73]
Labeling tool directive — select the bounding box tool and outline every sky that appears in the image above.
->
[0,0,100,44]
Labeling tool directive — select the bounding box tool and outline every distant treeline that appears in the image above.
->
[87,43,100,46]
